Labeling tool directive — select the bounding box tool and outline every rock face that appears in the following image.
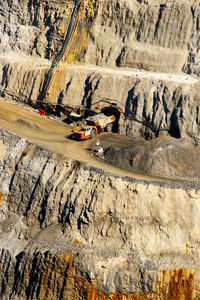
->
[1,0,200,139]
[102,135,200,180]
[1,0,198,71]
[1,0,200,298]
[0,0,73,58]
[0,129,200,298]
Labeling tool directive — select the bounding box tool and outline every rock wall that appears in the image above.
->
[1,57,200,139]
[86,0,191,72]
[0,0,75,58]
[1,0,200,139]
[1,1,200,298]
[1,0,199,73]
[1,129,200,298]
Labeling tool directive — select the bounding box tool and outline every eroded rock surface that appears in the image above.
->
[99,134,200,180]
[1,0,200,139]
[0,129,200,298]
[1,0,200,298]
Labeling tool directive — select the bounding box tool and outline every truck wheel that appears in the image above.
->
[90,129,96,139]
[106,123,113,132]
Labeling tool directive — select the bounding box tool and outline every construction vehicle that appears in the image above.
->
[72,113,115,140]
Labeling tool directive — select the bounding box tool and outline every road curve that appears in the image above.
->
[0,97,198,184]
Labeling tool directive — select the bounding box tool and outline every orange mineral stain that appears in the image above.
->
[157,268,195,299]
[0,192,2,208]
[35,252,200,300]
[46,0,95,103]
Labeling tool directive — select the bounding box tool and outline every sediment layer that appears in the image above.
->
[0,129,200,298]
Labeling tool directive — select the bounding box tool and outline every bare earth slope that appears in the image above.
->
[100,134,200,180]
[0,98,159,180]
[1,0,200,139]
[0,98,200,298]
[1,0,200,298]
[0,99,200,298]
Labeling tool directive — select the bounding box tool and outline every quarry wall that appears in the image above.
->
[1,0,200,139]
[0,129,200,298]
[1,0,200,298]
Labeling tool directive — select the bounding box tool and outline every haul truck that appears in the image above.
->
[72,113,115,140]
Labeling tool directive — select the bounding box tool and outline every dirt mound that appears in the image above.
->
[101,135,200,180]
[17,118,39,129]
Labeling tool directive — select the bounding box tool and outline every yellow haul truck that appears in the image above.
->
[72,114,115,140]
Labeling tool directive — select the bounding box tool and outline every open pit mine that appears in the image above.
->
[1,0,200,299]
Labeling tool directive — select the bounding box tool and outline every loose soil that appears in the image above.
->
[0,97,199,183]
[98,134,200,180]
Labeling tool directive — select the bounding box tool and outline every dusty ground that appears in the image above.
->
[0,97,200,183]
[98,134,200,180]
[0,97,152,180]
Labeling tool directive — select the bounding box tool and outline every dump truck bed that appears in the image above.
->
[86,114,115,128]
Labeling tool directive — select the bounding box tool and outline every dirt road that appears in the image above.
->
[0,97,198,184]
[67,64,199,85]
[0,98,147,179]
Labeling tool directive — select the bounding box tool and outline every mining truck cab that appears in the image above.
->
[72,125,97,140]
[72,113,116,140]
